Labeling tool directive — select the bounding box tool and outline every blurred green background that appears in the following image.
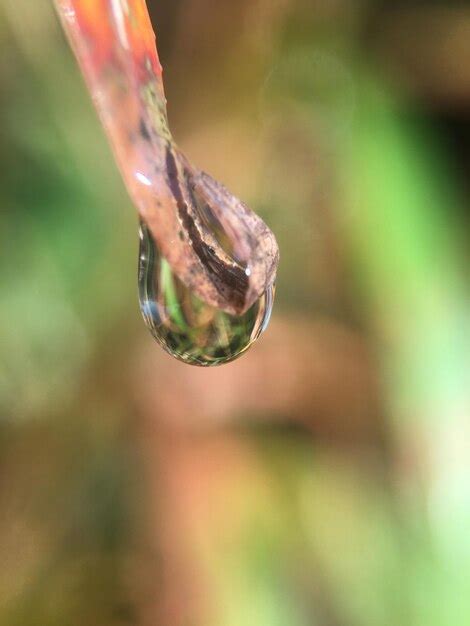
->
[1,1,470,625]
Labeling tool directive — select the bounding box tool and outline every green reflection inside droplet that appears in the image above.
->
[138,223,274,366]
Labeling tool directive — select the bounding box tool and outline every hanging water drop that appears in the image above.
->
[54,0,279,366]
[138,223,274,366]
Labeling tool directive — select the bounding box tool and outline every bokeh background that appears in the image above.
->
[1,1,470,624]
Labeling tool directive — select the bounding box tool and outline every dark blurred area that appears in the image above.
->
[1,1,470,625]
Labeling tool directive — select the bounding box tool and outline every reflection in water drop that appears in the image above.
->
[138,223,274,367]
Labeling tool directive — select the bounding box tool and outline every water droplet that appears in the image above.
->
[55,0,279,366]
[138,223,274,367]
